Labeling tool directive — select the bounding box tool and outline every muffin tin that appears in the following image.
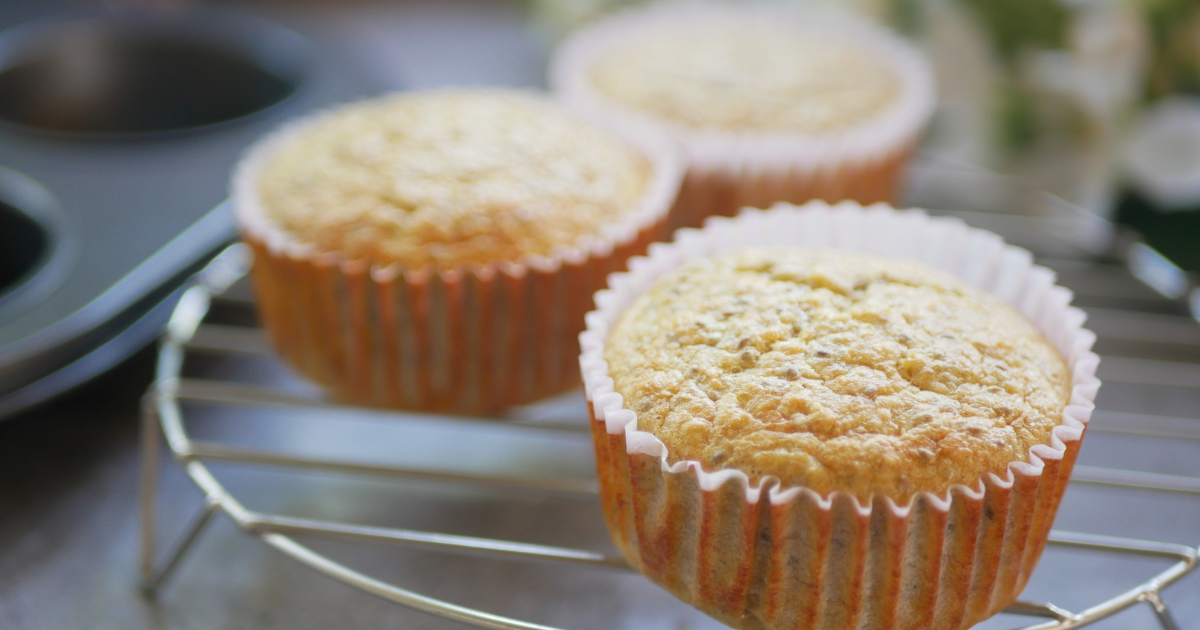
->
[0,9,308,137]
[0,4,371,418]
[0,167,73,323]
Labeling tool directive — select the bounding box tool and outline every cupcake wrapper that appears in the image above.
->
[234,92,685,414]
[671,146,916,233]
[580,202,1100,630]
[549,2,937,231]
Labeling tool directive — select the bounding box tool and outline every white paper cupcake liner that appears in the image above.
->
[232,89,685,414]
[579,201,1100,630]
[550,2,937,231]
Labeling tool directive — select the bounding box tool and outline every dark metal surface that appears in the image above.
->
[0,201,46,299]
[0,167,69,321]
[0,8,308,138]
[0,1,375,418]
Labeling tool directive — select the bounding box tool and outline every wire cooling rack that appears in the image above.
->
[138,235,1200,630]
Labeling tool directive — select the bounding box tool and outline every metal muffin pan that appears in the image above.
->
[0,166,74,322]
[0,2,373,418]
[0,8,310,137]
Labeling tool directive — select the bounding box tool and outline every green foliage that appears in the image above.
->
[996,78,1040,152]
[1141,0,1200,100]
[955,0,1069,65]
[886,0,926,37]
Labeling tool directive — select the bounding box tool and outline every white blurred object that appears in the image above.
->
[916,0,1148,223]
[1127,241,1189,300]
[1125,97,1200,212]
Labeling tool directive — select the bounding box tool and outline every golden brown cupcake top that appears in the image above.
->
[588,25,900,133]
[604,248,1071,501]
[254,89,651,268]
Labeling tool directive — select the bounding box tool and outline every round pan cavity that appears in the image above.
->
[0,168,73,323]
[0,8,310,139]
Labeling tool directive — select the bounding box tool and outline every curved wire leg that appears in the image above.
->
[139,391,219,595]
[138,394,160,589]
[141,500,219,595]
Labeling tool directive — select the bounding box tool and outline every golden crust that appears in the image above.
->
[604,248,1072,501]
[255,89,651,268]
[588,25,899,133]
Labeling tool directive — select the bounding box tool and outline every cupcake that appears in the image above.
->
[580,202,1099,630]
[550,2,936,230]
[233,88,683,414]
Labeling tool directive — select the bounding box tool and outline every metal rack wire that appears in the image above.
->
[138,241,1199,630]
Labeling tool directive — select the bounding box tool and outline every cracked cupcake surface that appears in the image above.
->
[604,248,1071,501]
[588,24,900,133]
[255,89,651,268]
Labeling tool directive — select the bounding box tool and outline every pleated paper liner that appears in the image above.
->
[580,202,1100,630]
[233,91,685,415]
[549,2,936,232]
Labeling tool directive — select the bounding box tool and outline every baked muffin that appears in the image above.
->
[234,88,683,413]
[550,3,936,229]
[254,91,652,268]
[606,248,1071,501]
[589,26,900,135]
[580,202,1099,630]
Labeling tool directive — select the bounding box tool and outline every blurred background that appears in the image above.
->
[0,1,1197,629]
[540,0,1200,262]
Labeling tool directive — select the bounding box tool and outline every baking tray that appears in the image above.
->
[0,1,378,418]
